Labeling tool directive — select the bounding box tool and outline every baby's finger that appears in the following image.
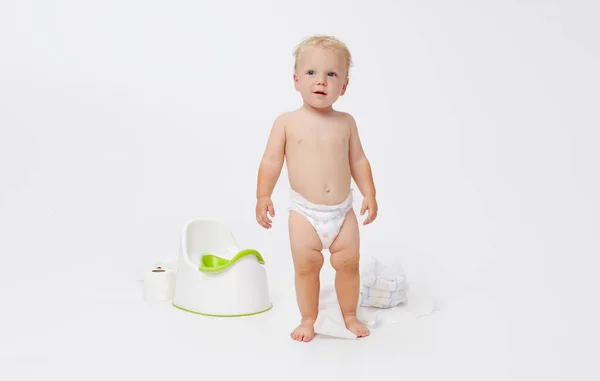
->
[259,216,271,229]
[368,209,378,225]
[263,208,274,226]
[268,203,275,218]
[363,209,374,225]
[263,209,272,224]
[360,204,366,215]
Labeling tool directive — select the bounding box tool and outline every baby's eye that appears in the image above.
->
[307,70,315,75]
[328,72,337,77]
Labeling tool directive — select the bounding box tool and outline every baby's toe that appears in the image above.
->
[291,328,305,341]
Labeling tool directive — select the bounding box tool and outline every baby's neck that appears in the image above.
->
[302,102,335,115]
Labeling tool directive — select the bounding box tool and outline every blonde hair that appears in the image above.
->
[293,35,353,76]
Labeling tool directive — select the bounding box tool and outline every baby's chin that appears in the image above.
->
[302,97,339,110]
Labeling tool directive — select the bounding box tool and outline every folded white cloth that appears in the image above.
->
[360,257,408,308]
[360,285,407,308]
[361,256,406,289]
[364,276,406,292]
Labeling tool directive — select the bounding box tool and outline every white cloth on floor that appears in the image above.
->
[359,257,408,308]
[313,283,436,339]
[312,256,437,340]
[313,286,361,340]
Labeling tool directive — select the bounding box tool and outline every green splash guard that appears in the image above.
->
[199,249,265,272]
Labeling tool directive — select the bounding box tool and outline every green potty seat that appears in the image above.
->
[172,219,271,317]
[199,249,265,272]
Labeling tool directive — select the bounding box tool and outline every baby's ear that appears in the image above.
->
[341,77,349,95]
[293,73,300,91]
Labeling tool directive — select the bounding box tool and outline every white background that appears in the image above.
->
[1,1,598,380]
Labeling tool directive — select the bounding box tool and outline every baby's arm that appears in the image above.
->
[347,114,378,224]
[255,114,286,228]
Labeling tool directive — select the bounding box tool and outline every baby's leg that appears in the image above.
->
[288,210,323,342]
[329,209,370,337]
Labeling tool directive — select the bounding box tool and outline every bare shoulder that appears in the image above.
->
[335,111,358,132]
[277,109,306,133]
[275,110,303,126]
[274,111,291,125]
[270,111,294,135]
[334,110,355,122]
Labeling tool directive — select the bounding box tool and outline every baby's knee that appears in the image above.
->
[331,252,359,274]
[295,253,324,276]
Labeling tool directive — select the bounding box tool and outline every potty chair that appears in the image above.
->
[172,219,272,316]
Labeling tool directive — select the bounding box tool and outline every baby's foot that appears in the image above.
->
[344,315,370,338]
[291,319,316,342]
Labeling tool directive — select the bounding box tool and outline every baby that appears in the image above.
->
[255,35,378,342]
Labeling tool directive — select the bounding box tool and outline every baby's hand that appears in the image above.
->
[256,196,275,229]
[360,195,378,225]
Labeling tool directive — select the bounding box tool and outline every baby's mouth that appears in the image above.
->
[313,91,327,96]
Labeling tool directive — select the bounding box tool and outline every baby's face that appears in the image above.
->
[294,47,349,109]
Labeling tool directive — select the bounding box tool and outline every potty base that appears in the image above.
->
[172,302,273,317]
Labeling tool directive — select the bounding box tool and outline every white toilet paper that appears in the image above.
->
[143,267,176,302]
[154,258,178,273]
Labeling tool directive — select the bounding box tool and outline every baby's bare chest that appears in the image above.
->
[286,123,351,150]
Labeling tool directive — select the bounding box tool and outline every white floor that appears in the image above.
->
[1,211,596,381]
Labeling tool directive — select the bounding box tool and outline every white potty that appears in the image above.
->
[172,219,272,317]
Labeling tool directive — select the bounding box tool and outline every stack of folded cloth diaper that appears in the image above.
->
[360,257,408,308]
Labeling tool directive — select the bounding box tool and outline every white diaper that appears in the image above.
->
[359,257,409,309]
[289,189,354,250]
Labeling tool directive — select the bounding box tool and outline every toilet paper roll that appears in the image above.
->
[143,267,176,302]
[155,258,178,273]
